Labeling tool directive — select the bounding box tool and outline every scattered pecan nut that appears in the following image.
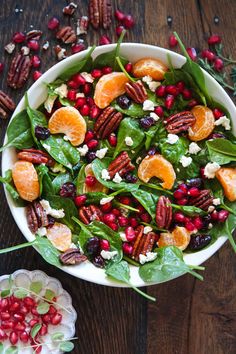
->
[77,16,89,35]
[60,248,87,265]
[0,90,16,119]
[164,111,196,134]
[125,80,148,104]
[156,196,172,229]
[26,30,43,41]
[26,200,49,233]
[17,149,55,167]
[7,52,32,89]
[56,26,76,44]
[78,205,103,224]
[189,189,213,211]
[5,42,15,54]
[94,106,123,139]
[63,2,77,15]
[89,0,112,29]
[131,225,157,262]
[108,151,135,179]
[54,45,67,61]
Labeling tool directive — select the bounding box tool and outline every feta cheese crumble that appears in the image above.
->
[188,142,201,155]
[208,206,215,213]
[101,169,110,181]
[139,252,157,265]
[125,136,134,146]
[54,84,68,98]
[40,200,65,219]
[213,198,221,206]
[167,134,179,145]
[37,227,47,237]
[113,172,122,184]
[119,232,127,242]
[143,99,155,111]
[148,81,160,92]
[100,196,114,205]
[143,226,153,234]
[180,155,192,167]
[150,112,160,121]
[214,115,231,130]
[77,144,88,156]
[100,250,118,260]
[142,75,152,83]
[80,72,94,83]
[204,162,221,179]
[95,147,108,159]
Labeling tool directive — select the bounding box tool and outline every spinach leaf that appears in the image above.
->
[36,165,55,197]
[131,189,159,219]
[160,137,189,164]
[175,160,200,180]
[52,173,72,194]
[26,105,48,145]
[111,101,145,118]
[0,110,34,152]
[206,138,236,164]
[76,164,86,194]
[35,235,61,267]
[114,118,145,157]
[0,171,25,207]
[139,246,204,283]
[171,204,206,216]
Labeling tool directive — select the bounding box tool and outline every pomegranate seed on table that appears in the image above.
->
[33,71,42,81]
[75,97,86,108]
[116,25,125,36]
[68,80,79,89]
[187,47,197,61]
[201,49,215,61]
[169,34,178,47]
[102,66,113,74]
[31,55,41,68]
[166,85,179,96]
[101,202,112,213]
[123,242,133,255]
[91,68,103,79]
[47,17,60,30]
[29,318,39,328]
[71,43,86,54]
[9,331,18,345]
[100,239,110,251]
[123,14,135,29]
[27,40,39,51]
[154,106,164,117]
[108,134,117,146]
[213,108,224,119]
[90,105,101,119]
[12,31,26,43]
[118,216,129,227]
[19,305,29,315]
[80,104,90,116]
[85,130,95,142]
[165,94,175,109]
[99,35,112,45]
[208,34,221,45]
[87,139,98,150]
[188,187,200,197]
[83,83,92,95]
[155,85,166,97]
[85,175,97,187]
[182,88,192,100]
[177,198,188,206]
[176,81,185,92]
[185,221,196,232]
[218,210,229,222]
[115,9,125,22]
[214,58,224,71]
[124,62,133,73]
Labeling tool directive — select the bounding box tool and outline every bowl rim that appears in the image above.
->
[2,42,236,288]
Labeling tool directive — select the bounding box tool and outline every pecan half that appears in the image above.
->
[131,225,157,261]
[189,189,213,211]
[54,45,67,61]
[17,149,55,167]
[77,16,89,35]
[56,26,76,44]
[125,80,148,103]
[164,111,196,134]
[94,106,123,139]
[0,90,16,119]
[7,53,32,89]
[89,0,112,29]
[26,30,43,41]
[26,200,49,233]
[60,248,87,265]
[78,205,103,224]
[63,2,77,15]
[108,151,135,179]
[156,196,172,229]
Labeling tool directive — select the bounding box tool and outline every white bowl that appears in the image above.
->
[2,43,236,287]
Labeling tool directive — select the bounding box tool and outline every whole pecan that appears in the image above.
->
[0,90,16,119]
[77,16,89,35]
[131,225,157,261]
[54,45,67,61]
[60,248,87,265]
[17,149,55,167]
[56,26,76,44]
[156,196,172,229]
[164,111,196,134]
[63,2,77,15]
[94,106,123,139]
[89,0,112,29]
[78,205,103,224]
[189,189,213,211]
[7,52,32,89]
[26,200,49,233]
[26,30,43,41]
[125,80,148,103]
[108,151,135,179]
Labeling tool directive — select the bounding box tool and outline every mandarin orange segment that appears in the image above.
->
[158,226,191,251]
[83,164,108,193]
[138,154,176,190]
[46,222,72,252]
[94,72,129,109]
[48,106,86,146]
[188,105,215,141]
[12,161,40,202]
[132,57,168,80]
[216,167,236,201]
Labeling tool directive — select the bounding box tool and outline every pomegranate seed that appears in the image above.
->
[2,320,14,330]
[185,221,196,232]
[208,34,221,45]
[48,17,60,30]
[124,63,132,73]
[118,216,129,227]
[91,68,102,79]
[122,242,133,255]
[218,210,229,222]
[80,104,90,116]
[140,213,151,223]
[71,43,85,54]
[67,89,77,101]
[103,213,116,224]
[116,25,125,36]
[0,298,9,310]
[13,313,25,322]
[119,196,131,205]
[86,97,94,106]
[90,105,101,119]
[115,9,125,22]
[174,189,186,199]
[211,210,219,221]
[67,80,79,89]
[12,32,26,43]
[137,204,145,213]
[1,311,10,320]
[174,212,186,223]
[129,217,138,228]
[73,73,86,85]
[10,302,20,312]
[74,195,87,207]
[29,319,39,327]
[85,175,97,187]
[31,307,39,316]
[48,305,57,315]
[42,314,51,323]
[169,34,178,47]
[20,331,29,343]
[177,198,188,206]
[19,305,29,315]
[35,346,42,354]
[188,187,200,197]
[99,35,111,45]
[31,55,41,68]
[213,108,224,119]
[187,47,197,61]
[0,62,4,74]
[108,134,117,146]
[154,106,164,117]
[85,130,95,142]
[201,49,215,61]
[102,66,113,74]
[87,139,98,150]
[165,85,179,96]
[39,324,48,336]
[28,40,39,51]
[176,81,185,92]
[51,313,62,325]
[165,94,175,109]
[33,71,42,81]
[192,216,203,230]
[214,58,224,71]
[83,83,91,95]
[10,331,18,345]
[188,99,198,108]
[101,202,112,213]
[155,85,166,97]
[0,328,8,341]
[125,227,136,242]
[111,208,120,216]
[75,97,86,108]
[100,239,110,251]
[182,88,192,100]
[109,222,119,231]
[123,14,135,29]
[14,322,26,331]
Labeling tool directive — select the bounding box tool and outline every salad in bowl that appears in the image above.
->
[1,34,236,299]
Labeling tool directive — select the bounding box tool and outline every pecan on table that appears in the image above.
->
[54,45,67,61]
[94,106,123,139]
[164,111,196,134]
[0,90,16,119]
[7,52,32,89]
[63,2,77,16]
[131,225,157,261]
[156,196,172,229]
[60,248,87,265]
[108,151,135,179]
[78,205,103,224]
[17,149,55,167]
[26,200,49,233]
[56,26,76,44]
[26,30,43,41]
[89,0,112,29]
[189,189,213,211]
[125,80,148,104]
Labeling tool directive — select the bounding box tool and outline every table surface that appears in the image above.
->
[0,1,236,353]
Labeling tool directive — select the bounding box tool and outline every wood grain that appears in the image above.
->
[0,1,236,354]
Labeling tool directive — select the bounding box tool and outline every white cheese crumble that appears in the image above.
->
[37,227,47,237]
[100,196,114,205]
[180,155,192,167]
[54,84,68,98]
[136,157,142,164]
[139,252,157,265]
[213,198,221,206]
[150,112,160,121]
[100,250,118,260]
[214,115,231,130]
[208,206,215,213]
[63,135,70,141]
[125,136,134,146]
[42,41,49,50]
[167,134,179,145]
[76,92,85,98]
[143,99,155,111]
[148,81,160,92]
[80,72,94,83]
[44,94,57,113]
[95,147,108,159]
[77,144,88,156]
[204,162,221,179]
[143,226,153,234]
[188,142,201,155]
[119,232,127,242]
[142,75,152,83]
[208,223,213,230]
[40,200,65,219]
[113,172,122,184]
[101,169,110,181]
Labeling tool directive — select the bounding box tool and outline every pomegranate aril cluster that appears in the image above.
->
[114,9,135,37]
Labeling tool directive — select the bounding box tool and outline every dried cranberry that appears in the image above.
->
[116,95,131,109]
[139,116,155,129]
[187,178,203,188]
[35,126,50,140]
[47,216,55,228]
[125,173,137,183]
[86,151,97,163]
[86,237,100,256]
[59,182,76,198]
[188,234,211,250]
[93,255,105,268]
[209,132,226,139]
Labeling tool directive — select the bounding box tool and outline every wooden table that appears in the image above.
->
[1,1,236,353]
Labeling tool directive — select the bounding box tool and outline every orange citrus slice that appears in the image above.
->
[132,57,168,80]
[94,72,129,109]
[216,167,236,201]
[83,164,108,193]
[138,154,176,190]
[12,161,40,202]
[46,222,72,252]
[48,106,86,146]
[158,226,191,251]
[188,105,215,141]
